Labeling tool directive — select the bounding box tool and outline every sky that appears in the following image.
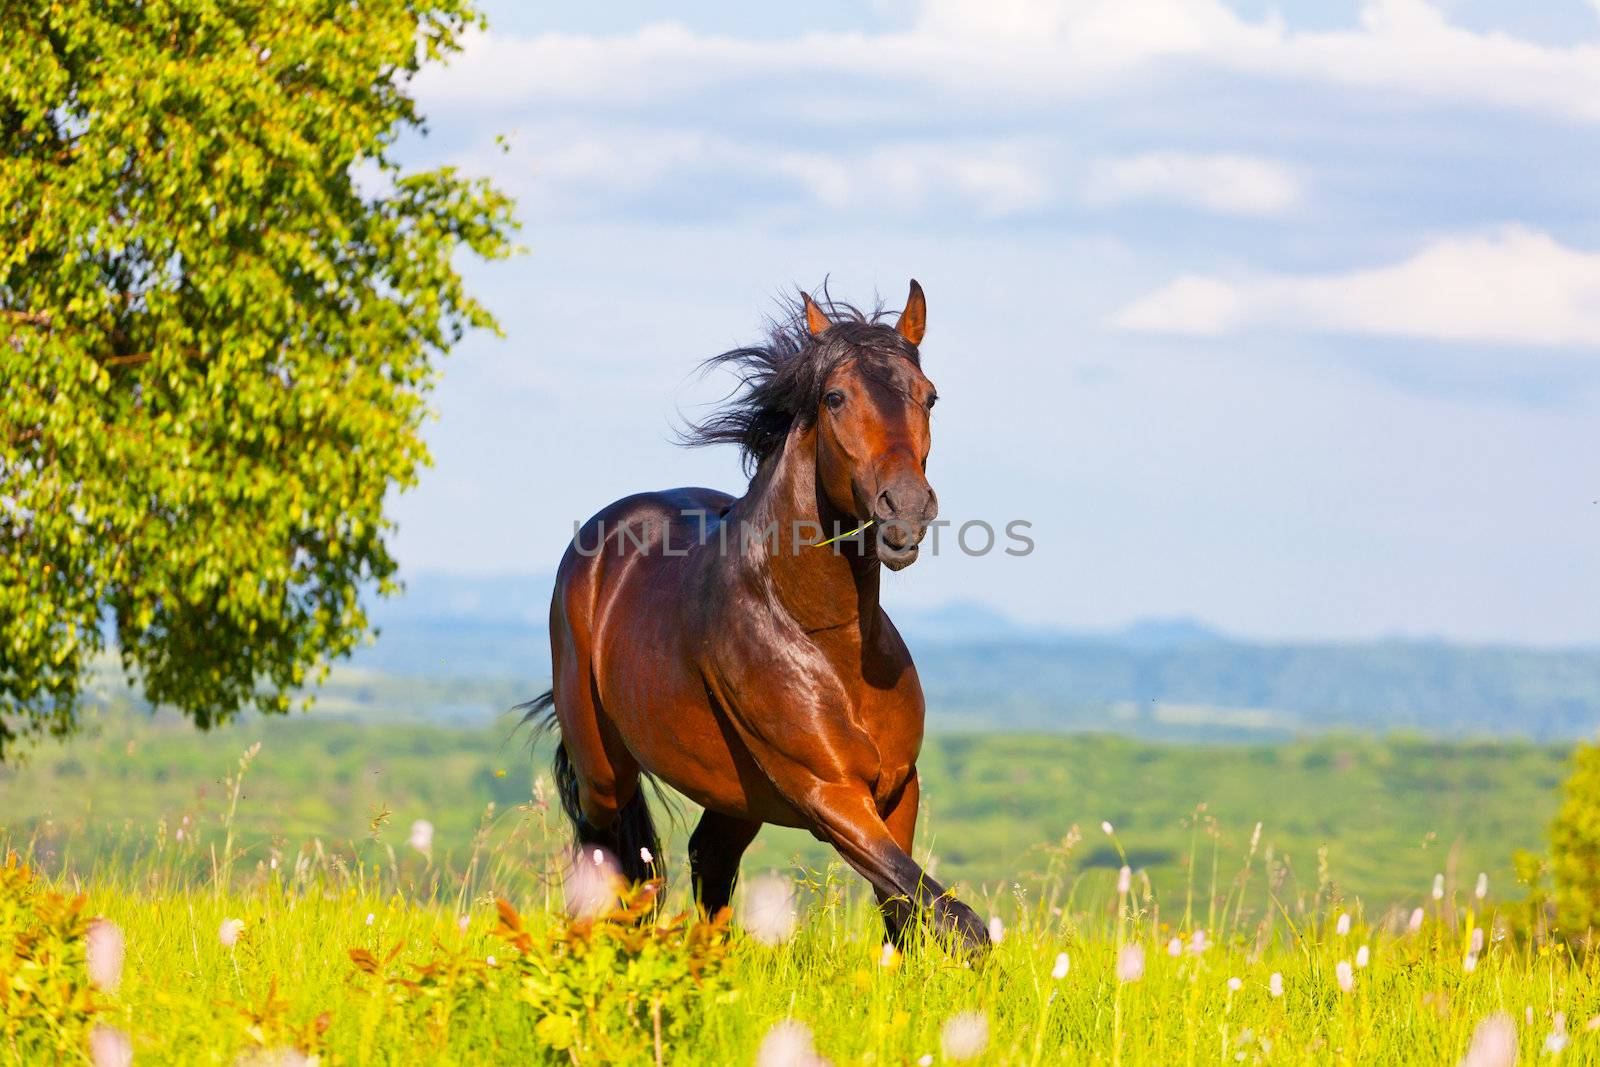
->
[386,0,1600,646]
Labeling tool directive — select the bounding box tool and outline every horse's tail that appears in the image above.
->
[514,688,662,885]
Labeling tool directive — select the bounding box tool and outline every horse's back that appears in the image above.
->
[550,485,732,658]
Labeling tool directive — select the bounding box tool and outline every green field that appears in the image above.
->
[2,708,1586,1064]
[1,706,1574,909]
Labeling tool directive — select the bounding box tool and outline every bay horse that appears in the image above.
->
[521,281,988,954]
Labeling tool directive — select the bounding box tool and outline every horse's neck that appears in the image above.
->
[740,427,880,635]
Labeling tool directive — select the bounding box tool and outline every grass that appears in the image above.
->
[3,737,1594,1065]
[0,706,1573,907]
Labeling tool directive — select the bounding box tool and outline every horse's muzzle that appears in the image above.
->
[873,479,937,570]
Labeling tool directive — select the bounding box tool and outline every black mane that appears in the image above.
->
[682,287,921,474]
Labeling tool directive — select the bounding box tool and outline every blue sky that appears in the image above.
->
[389,0,1600,646]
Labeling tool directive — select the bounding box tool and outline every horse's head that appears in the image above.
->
[806,281,938,571]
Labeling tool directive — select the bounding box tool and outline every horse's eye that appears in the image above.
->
[824,390,845,410]
[925,394,938,411]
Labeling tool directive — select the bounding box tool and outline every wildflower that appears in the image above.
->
[1167,936,1182,957]
[1228,977,1242,992]
[365,913,375,927]
[1408,907,1425,933]
[1269,972,1284,998]
[988,915,1005,944]
[486,955,496,966]
[408,819,434,854]
[1250,822,1262,851]
[1116,943,1145,983]
[743,874,799,946]
[1459,1012,1516,1067]
[592,847,604,866]
[565,847,621,919]
[1356,945,1370,968]
[1189,928,1209,955]
[1545,1012,1568,1056]
[918,1058,933,1067]
[756,1019,825,1067]
[458,915,469,933]
[1463,952,1479,974]
[1335,959,1354,993]
[1117,865,1132,894]
[269,856,278,870]
[1335,912,1351,936]
[90,1026,133,1067]
[940,1012,989,1061]
[219,918,244,948]
[86,919,124,993]
[1475,872,1489,899]
[1432,873,1445,900]
[640,846,654,865]
[1101,821,1114,836]
[880,943,897,968]
[1470,927,1485,954]
[1052,952,1070,980]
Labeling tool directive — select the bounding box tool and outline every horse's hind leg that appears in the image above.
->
[688,810,762,919]
[550,615,661,886]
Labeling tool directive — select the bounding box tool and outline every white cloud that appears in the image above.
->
[419,1,1600,124]
[1083,152,1302,217]
[1112,226,1600,348]
[453,124,1056,219]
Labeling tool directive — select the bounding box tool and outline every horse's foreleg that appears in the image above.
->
[688,810,762,920]
[875,770,922,947]
[803,780,988,956]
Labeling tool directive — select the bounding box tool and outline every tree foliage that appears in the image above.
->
[0,0,516,758]
[1551,741,1600,934]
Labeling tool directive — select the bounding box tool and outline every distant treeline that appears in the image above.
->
[351,605,1600,740]
[915,639,1600,740]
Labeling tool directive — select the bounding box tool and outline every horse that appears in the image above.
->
[520,280,988,954]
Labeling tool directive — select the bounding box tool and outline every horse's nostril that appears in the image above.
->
[876,488,896,515]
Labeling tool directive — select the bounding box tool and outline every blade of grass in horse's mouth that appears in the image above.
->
[811,520,874,548]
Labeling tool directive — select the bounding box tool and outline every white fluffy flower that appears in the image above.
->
[1051,952,1069,980]
[1475,872,1489,901]
[742,874,799,946]
[1432,873,1445,901]
[89,1026,133,1067]
[1408,907,1425,933]
[1545,1012,1569,1056]
[1116,943,1145,983]
[1356,945,1370,968]
[940,1012,989,1061]
[1269,972,1284,998]
[565,847,621,919]
[1335,959,1354,993]
[1227,977,1242,992]
[218,918,244,948]
[1335,912,1350,936]
[1117,866,1132,895]
[755,1019,826,1067]
[86,919,124,992]
[1459,1013,1517,1067]
[408,819,434,854]
[987,915,1005,944]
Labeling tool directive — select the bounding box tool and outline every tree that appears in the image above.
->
[1551,741,1600,935]
[0,1,517,758]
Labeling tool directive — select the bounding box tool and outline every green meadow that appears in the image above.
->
[3,705,1590,1064]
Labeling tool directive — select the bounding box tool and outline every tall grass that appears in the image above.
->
[3,743,1591,1065]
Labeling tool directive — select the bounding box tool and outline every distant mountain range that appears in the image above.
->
[349,573,1600,742]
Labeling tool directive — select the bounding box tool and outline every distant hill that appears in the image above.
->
[348,573,1600,741]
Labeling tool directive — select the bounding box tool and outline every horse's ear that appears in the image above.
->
[896,279,926,346]
[802,292,831,337]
